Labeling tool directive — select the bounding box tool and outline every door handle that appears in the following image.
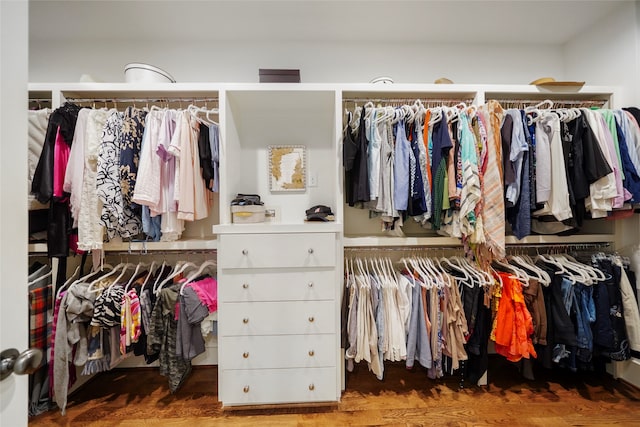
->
[1,348,43,381]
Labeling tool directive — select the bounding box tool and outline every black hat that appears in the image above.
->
[305,205,334,222]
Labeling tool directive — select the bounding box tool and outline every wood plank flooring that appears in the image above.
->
[30,357,640,426]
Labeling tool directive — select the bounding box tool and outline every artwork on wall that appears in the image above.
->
[268,145,306,192]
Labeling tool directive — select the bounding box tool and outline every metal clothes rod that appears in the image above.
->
[65,97,219,104]
[492,99,607,107]
[345,246,465,251]
[343,98,474,106]
[106,249,217,256]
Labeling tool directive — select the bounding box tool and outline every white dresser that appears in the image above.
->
[217,229,341,406]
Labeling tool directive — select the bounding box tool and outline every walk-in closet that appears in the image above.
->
[1,1,640,426]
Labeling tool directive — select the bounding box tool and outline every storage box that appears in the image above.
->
[259,69,301,83]
[231,205,266,224]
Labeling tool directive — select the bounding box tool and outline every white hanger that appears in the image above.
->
[509,255,551,286]
[124,261,149,292]
[429,107,443,126]
[420,256,443,289]
[54,265,80,292]
[452,256,484,289]
[536,253,573,282]
[139,261,157,293]
[155,261,197,295]
[86,263,128,293]
[552,254,593,285]
[563,254,607,282]
[28,269,53,287]
[108,262,136,290]
[180,260,217,295]
[440,257,472,287]
[493,259,530,286]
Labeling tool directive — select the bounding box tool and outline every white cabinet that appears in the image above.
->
[215,86,343,407]
[217,233,342,406]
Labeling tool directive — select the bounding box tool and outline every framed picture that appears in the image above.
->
[268,145,306,192]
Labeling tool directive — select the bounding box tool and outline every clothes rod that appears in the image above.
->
[505,242,611,251]
[345,246,465,251]
[343,98,474,105]
[65,97,219,104]
[105,249,217,257]
[492,99,607,107]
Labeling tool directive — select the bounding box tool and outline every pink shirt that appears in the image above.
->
[188,276,218,313]
[53,126,70,198]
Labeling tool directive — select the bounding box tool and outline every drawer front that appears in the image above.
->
[219,334,336,369]
[219,233,336,269]
[219,301,335,336]
[220,270,335,302]
[221,367,337,406]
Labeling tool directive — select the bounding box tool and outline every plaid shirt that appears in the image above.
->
[29,284,53,352]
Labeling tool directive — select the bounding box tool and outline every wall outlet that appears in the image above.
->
[309,172,318,187]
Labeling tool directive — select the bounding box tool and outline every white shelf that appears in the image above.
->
[344,236,460,247]
[27,243,48,253]
[103,238,217,252]
[344,234,616,248]
[504,234,615,245]
[214,222,342,234]
[28,238,218,254]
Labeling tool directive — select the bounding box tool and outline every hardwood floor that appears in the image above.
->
[30,357,640,426]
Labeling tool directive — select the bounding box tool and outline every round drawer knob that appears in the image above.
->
[242,318,249,324]
[242,249,248,255]
[308,248,314,254]
[242,283,249,289]
[308,316,315,323]
[308,384,315,391]
[243,386,250,393]
[308,282,314,288]
[243,352,249,359]
[308,350,315,357]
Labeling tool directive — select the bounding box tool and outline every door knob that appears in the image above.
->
[1,348,43,381]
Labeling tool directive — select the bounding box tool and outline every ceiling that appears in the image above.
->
[30,0,625,45]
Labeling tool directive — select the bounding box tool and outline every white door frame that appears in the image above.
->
[0,1,29,426]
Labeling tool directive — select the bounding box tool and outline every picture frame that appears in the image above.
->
[268,145,306,192]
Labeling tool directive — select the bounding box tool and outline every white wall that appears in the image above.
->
[564,1,639,106]
[29,39,565,85]
[0,1,29,426]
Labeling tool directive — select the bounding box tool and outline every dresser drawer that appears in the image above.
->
[221,367,337,406]
[219,233,336,269]
[219,269,335,302]
[219,301,335,336]
[219,334,336,369]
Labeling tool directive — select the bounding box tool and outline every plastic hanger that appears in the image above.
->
[109,263,136,289]
[509,255,551,286]
[180,260,217,295]
[86,263,127,293]
[139,261,157,293]
[440,257,471,287]
[457,257,483,289]
[124,261,149,292]
[564,254,607,282]
[53,265,81,293]
[419,256,442,289]
[28,269,53,287]
[156,261,197,294]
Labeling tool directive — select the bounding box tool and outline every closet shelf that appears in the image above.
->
[213,223,342,234]
[28,239,218,254]
[102,238,218,252]
[343,234,616,248]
